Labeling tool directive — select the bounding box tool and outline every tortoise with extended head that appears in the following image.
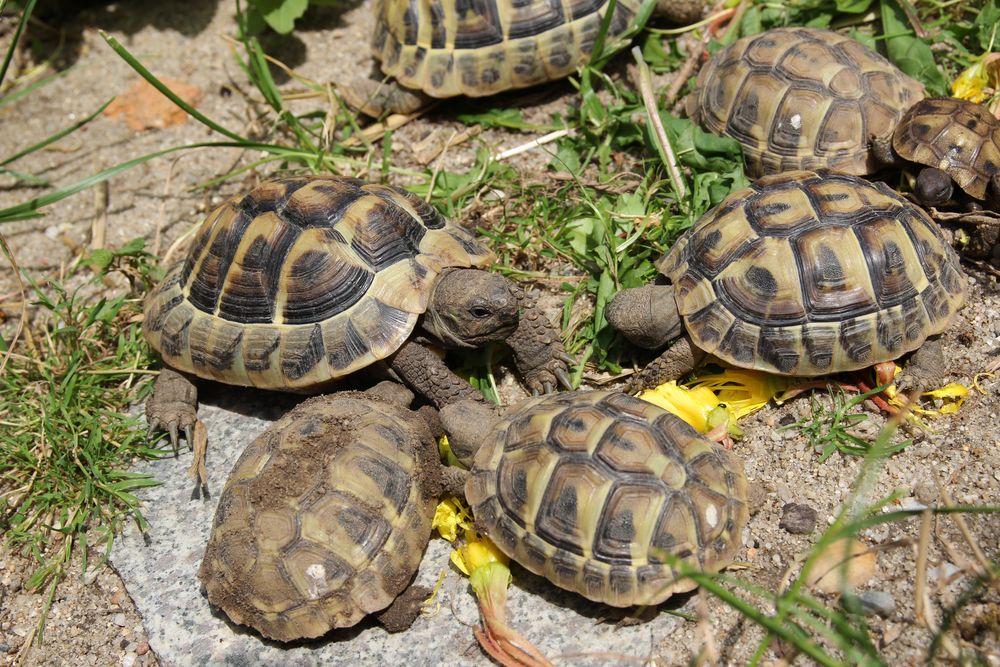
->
[606,170,967,391]
[872,96,1000,209]
[441,390,749,607]
[342,0,708,116]
[143,175,572,453]
[685,27,925,178]
[198,382,466,641]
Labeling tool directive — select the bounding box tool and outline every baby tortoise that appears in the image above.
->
[343,0,709,116]
[606,170,967,391]
[143,175,572,453]
[198,382,466,642]
[872,96,1000,209]
[441,390,749,607]
[685,27,924,178]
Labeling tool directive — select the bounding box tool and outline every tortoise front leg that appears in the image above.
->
[340,76,432,117]
[146,367,197,454]
[389,340,488,408]
[626,335,707,392]
[505,289,574,394]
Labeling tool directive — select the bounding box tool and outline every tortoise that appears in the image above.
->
[440,390,749,607]
[606,170,967,391]
[143,175,573,453]
[198,382,467,642]
[872,96,1000,209]
[342,0,708,116]
[685,27,925,178]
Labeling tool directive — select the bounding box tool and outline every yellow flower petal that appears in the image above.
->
[637,381,720,432]
[687,368,791,419]
[432,497,474,542]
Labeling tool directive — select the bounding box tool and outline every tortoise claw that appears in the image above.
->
[543,381,554,394]
[184,425,195,452]
[555,350,576,365]
[554,367,573,391]
[168,423,180,456]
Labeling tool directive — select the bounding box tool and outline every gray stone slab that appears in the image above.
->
[111,388,688,666]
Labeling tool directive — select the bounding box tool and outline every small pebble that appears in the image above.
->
[914,481,937,505]
[0,643,8,654]
[847,590,895,618]
[112,613,127,627]
[779,502,818,534]
[121,654,136,667]
[136,641,150,656]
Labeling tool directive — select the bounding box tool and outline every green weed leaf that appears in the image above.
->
[249,0,309,34]
[880,0,949,95]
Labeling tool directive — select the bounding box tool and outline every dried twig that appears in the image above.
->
[632,47,686,203]
[0,232,26,375]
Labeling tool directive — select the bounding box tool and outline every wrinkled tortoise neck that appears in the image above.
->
[439,400,502,468]
[423,268,520,349]
[605,284,683,350]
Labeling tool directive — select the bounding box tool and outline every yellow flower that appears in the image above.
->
[431,497,474,543]
[451,529,509,576]
[953,53,1000,105]
[438,435,465,468]
[688,368,792,419]
[637,381,727,432]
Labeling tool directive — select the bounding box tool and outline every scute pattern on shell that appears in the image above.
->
[686,27,925,177]
[660,170,967,375]
[893,97,1000,200]
[197,392,439,642]
[143,176,494,390]
[466,390,749,608]
[372,0,641,99]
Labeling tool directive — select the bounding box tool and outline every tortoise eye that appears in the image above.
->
[469,305,492,319]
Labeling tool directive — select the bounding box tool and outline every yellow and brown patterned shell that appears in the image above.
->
[660,171,967,376]
[372,0,642,99]
[893,97,1000,200]
[143,176,494,390]
[197,392,439,642]
[686,27,925,178]
[466,390,749,608]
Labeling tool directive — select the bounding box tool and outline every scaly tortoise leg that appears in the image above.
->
[626,335,707,393]
[505,289,575,394]
[339,76,432,117]
[146,367,197,454]
[388,340,488,408]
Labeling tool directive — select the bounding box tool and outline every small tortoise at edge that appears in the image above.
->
[606,170,967,391]
[441,390,750,607]
[872,96,1000,209]
[143,175,572,453]
[685,27,925,178]
[342,0,708,116]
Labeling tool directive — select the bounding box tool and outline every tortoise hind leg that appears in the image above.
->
[626,336,706,393]
[340,75,431,117]
[146,368,197,454]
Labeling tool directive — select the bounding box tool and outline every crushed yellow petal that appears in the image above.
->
[952,53,1000,105]
[432,496,474,543]
[638,369,791,436]
[438,435,464,468]
[452,529,509,576]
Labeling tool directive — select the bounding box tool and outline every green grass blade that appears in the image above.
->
[0,99,113,167]
[0,0,35,88]
[100,31,247,143]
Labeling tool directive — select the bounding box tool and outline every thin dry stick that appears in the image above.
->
[90,180,109,251]
[152,156,182,259]
[914,508,938,632]
[0,232,26,375]
[934,471,994,577]
[425,129,459,203]
[695,588,719,666]
[493,128,573,161]
[664,29,712,110]
[632,47,686,201]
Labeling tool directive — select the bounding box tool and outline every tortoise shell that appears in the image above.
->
[371,0,642,100]
[198,392,439,642]
[660,170,967,376]
[893,97,1000,200]
[465,390,749,608]
[143,176,493,390]
[686,27,925,178]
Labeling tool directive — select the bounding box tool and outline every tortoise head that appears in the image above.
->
[439,400,502,468]
[915,167,954,207]
[424,268,520,349]
[606,284,682,350]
